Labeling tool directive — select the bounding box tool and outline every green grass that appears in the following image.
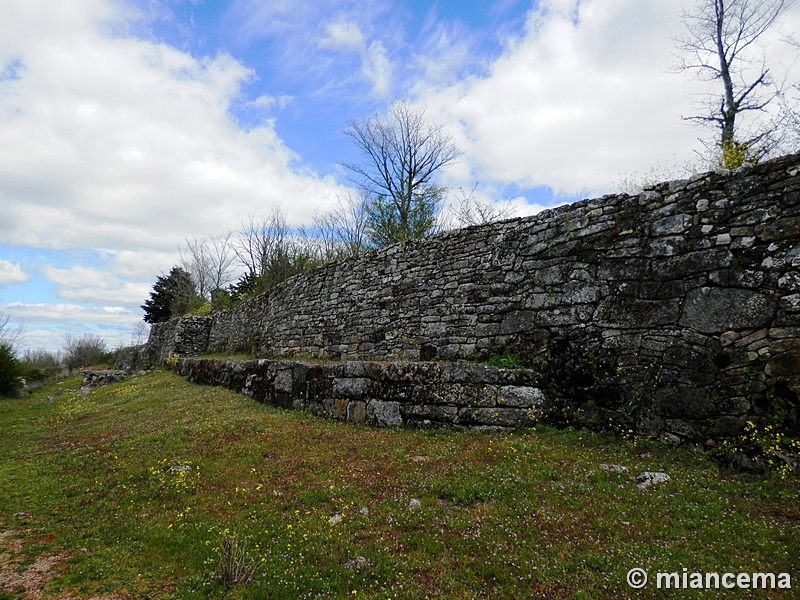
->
[0,370,798,599]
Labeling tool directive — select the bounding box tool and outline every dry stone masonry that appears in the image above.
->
[133,153,800,442]
[171,357,545,430]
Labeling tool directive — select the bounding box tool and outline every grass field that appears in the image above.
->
[0,370,798,599]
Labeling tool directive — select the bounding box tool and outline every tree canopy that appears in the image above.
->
[141,266,199,324]
[343,101,462,246]
[676,0,794,167]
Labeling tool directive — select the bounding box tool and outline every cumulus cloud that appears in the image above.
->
[0,0,343,255]
[2,301,142,352]
[413,0,800,198]
[2,301,137,327]
[411,0,693,197]
[0,260,28,286]
[42,265,151,307]
[109,249,177,282]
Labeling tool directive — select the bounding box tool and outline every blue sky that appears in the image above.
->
[1,0,798,354]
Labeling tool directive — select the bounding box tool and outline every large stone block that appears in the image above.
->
[497,386,546,408]
[652,248,733,280]
[366,400,403,427]
[766,349,800,377]
[346,401,366,423]
[680,287,776,333]
[332,377,373,399]
[457,407,537,428]
[499,310,536,334]
[656,386,718,420]
[401,404,459,423]
[595,297,681,328]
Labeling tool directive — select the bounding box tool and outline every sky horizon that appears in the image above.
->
[1,0,798,355]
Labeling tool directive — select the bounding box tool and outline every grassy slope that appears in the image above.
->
[0,370,798,599]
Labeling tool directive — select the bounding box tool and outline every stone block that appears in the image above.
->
[652,248,733,280]
[715,396,751,416]
[274,368,295,394]
[458,407,537,428]
[712,415,750,438]
[332,377,373,399]
[680,287,776,333]
[597,258,650,281]
[537,305,594,326]
[766,350,800,377]
[346,401,367,423]
[499,310,536,334]
[595,297,681,328]
[650,214,691,236]
[780,294,800,312]
[440,363,500,384]
[366,400,403,427]
[497,386,546,408]
[400,404,459,423]
[656,386,718,419]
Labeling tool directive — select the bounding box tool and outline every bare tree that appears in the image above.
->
[233,207,291,278]
[311,189,371,259]
[0,305,22,349]
[343,101,462,246]
[675,0,794,167]
[230,206,324,298]
[179,232,237,299]
[130,321,150,346]
[450,184,516,228]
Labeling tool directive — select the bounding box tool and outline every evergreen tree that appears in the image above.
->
[0,344,23,397]
[141,267,199,324]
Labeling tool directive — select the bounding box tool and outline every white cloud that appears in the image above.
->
[110,249,177,282]
[0,259,28,286]
[2,301,138,326]
[249,94,294,111]
[0,0,344,255]
[41,265,151,307]
[2,301,143,352]
[319,19,366,51]
[413,0,800,198]
[315,14,394,98]
[362,41,392,98]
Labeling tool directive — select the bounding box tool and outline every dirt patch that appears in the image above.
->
[0,529,67,599]
[0,529,126,600]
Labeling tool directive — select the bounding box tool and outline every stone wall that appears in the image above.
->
[144,153,800,441]
[170,357,545,430]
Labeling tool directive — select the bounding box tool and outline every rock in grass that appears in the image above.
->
[344,556,371,571]
[635,472,670,490]
[599,464,628,473]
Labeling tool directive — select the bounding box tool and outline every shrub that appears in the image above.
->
[711,421,800,478]
[62,333,109,371]
[185,302,213,317]
[720,139,751,170]
[0,343,23,397]
[20,349,63,386]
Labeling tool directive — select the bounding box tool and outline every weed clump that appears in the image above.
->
[218,534,257,586]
